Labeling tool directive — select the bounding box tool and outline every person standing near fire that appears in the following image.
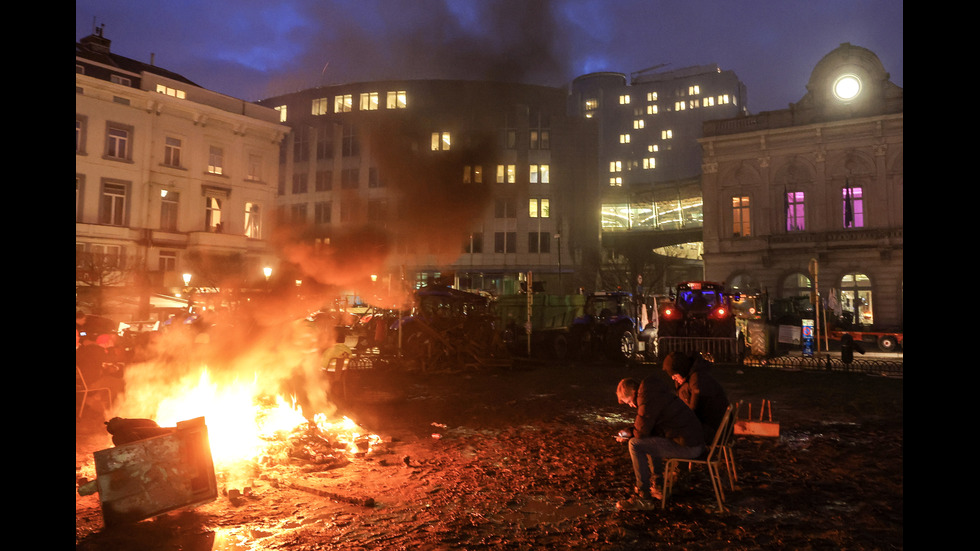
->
[614,374,705,509]
[662,351,730,444]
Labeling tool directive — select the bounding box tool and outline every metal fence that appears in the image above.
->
[740,354,903,377]
[657,337,740,363]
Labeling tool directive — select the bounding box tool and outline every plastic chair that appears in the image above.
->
[76,366,112,419]
[661,401,738,512]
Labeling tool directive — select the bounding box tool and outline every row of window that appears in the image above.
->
[76,117,266,182]
[283,196,550,226]
[462,164,550,184]
[303,90,408,118]
[618,88,734,107]
[464,232,557,254]
[732,188,865,237]
[77,176,264,238]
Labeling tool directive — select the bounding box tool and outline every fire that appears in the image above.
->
[151,367,378,466]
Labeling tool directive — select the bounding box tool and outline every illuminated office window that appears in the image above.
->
[386,90,407,109]
[661,129,673,140]
[647,105,659,115]
[274,105,287,121]
[359,92,379,110]
[689,85,700,95]
[633,119,645,129]
[619,134,630,144]
[312,97,329,115]
[643,157,656,170]
[609,161,622,173]
[530,164,549,183]
[647,92,658,101]
[718,94,731,104]
[609,177,622,186]
[619,94,631,104]
[334,94,352,113]
[496,164,516,183]
[431,131,451,151]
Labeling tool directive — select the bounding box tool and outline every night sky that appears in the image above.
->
[75,0,903,113]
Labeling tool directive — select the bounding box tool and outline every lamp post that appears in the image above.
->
[182,273,193,314]
[263,266,272,293]
[554,231,562,294]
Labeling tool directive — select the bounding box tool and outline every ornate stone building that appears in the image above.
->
[76,28,288,318]
[699,43,902,330]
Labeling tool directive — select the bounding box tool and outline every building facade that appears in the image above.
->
[256,80,598,299]
[565,65,748,290]
[699,43,903,330]
[76,28,288,318]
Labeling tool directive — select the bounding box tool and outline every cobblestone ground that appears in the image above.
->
[76,359,903,550]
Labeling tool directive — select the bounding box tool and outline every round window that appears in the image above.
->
[833,74,861,101]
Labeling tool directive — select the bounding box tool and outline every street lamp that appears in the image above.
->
[263,266,272,281]
[182,273,193,313]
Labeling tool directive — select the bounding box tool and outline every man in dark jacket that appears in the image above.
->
[615,375,705,504]
[663,351,729,443]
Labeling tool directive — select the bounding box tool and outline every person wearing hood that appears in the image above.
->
[663,351,729,443]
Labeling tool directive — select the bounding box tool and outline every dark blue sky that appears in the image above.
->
[76,0,903,113]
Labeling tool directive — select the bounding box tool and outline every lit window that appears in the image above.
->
[674,101,686,111]
[244,202,261,238]
[633,119,645,129]
[661,130,673,140]
[718,94,731,104]
[163,137,181,167]
[732,196,750,237]
[431,131,451,151]
[785,191,805,232]
[619,94,631,104]
[842,185,864,228]
[609,177,622,186]
[704,96,715,107]
[312,97,329,115]
[100,182,128,226]
[463,165,483,184]
[642,157,656,170]
[205,196,223,232]
[840,273,874,325]
[208,146,223,175]
[647,105,658,115]
[619,134,630,144]
[155,84,185,99]
[609,161,622,173]
[689,85,700,95]
[497,164,516,183]
[334,94,352,113]
[648,144,659,152]
[530,164,550,183]
[647,92,658,101]
[386,90,407,109]
[834,75,862,101]
[690,99,700,108]
[584,99,597,118]
[529,198,550,218]
[359,92,379,110]
[274,105,287,122]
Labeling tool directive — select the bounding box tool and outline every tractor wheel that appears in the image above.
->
[877,334,899,352]
[608,325,637,362]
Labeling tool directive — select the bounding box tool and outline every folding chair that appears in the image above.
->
[719,401,740,489]
[76,366,112,419]
[661,402,738,512]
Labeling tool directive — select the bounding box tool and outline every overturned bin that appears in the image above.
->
[78,416,218,527]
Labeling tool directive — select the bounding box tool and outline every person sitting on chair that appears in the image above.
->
[663,351,729,444]
[615,375,705,508]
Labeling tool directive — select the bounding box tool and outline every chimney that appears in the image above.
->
[80,24,111,55]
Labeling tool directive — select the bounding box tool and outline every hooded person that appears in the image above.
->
[614,374,705,507]
[663,351,729,443]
